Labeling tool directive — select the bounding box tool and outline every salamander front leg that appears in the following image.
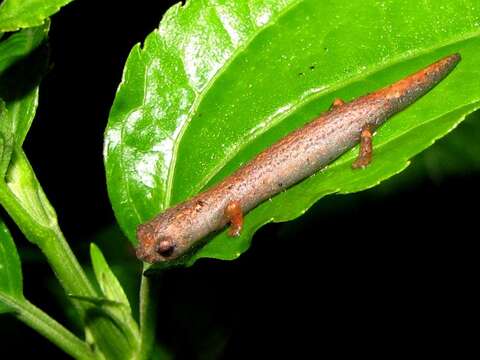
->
[352,124,374,169]
[330,98,345,109]
[225,200,243,237]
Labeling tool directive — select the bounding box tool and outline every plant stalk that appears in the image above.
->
[0,183,95,298]
[137,265,157,360]
[0,293,97,360]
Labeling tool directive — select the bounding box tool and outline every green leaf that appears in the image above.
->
[105,0,480,267]
[105,0,296,245]
[0,217,24,314]
[0,26,48,179]
[0,24,48,179]
[90,243,132,316]
[70,293,137,343]
[1,149,58,234]
[0,24,52,233]
[0,0,74,32]
[0,24,47,144]
[90,244,140,353]
[366,110,480,196]
[419,111,480,178]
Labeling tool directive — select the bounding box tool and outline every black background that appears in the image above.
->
[0,1,477,358]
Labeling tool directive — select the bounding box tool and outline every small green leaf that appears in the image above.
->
[0,217,24,314]
[71,287,140,359]
[69,292,140,359]
[90,243,139,353]
[105,0,480,266]
[0,25,48,182]
[0,0,74,32]
[90,243,131,313]
[0,24,48,149]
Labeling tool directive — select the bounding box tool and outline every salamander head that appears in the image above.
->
[136,223,178,263]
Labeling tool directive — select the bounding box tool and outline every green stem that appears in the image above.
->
[0,293,97,360]
[45,226,97,296]
[0,183,95,298]
[137,266,157,360]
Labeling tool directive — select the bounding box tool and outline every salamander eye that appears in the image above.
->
[155,239,175,257]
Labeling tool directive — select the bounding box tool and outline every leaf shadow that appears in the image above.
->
[0,41,50,103]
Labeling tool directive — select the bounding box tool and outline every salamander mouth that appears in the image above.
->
[135,245,159,263]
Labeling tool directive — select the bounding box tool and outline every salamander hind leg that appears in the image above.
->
[352,124,374,169]
[225,200,243,237]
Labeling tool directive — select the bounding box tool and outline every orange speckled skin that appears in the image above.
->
[137,54,460,263]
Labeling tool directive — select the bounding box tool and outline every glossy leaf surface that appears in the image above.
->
[105,0,480,267]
